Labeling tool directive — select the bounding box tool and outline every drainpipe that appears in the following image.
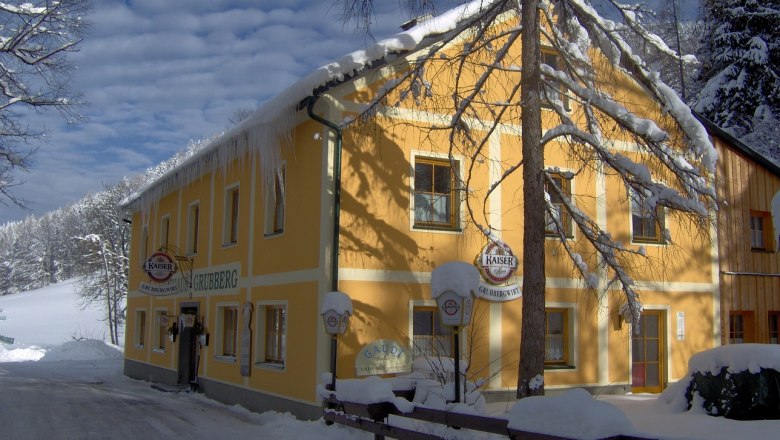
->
[306,94,343,293]
[307,94,343,392]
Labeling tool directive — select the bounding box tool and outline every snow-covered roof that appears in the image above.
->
[120,1,492,212]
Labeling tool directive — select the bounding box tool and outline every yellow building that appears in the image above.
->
[121,7,728,418]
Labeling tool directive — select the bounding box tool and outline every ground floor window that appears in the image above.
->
[255,302,287,367]
[769,312,780,344]
[154,310,168,351]
[217,305,238,358]
[411,307,453,359]
[135,309,146,349]
[544,308,570,366]
[729,311,755,344]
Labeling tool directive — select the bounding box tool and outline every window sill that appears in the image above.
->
[412,225,462,234]
[214,355,237,363]
[152,348,166,354]
[631,240,666,246]
[222,242,238,249]
[544,364,575,370]
[255,361,285,371]
[135,344,145,349]
[264,231,284,239]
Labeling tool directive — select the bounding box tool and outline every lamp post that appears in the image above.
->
[321,291,352,391]
[431,262,479,404]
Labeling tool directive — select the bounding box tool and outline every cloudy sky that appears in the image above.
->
[1,0,697,225]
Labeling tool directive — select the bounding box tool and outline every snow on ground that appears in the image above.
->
[1,280,779,439]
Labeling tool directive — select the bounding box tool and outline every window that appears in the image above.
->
[154,310,168,351]
[187,203,199,255]
[412,307,453,359]
[159,216,170,247]
[541,51,570,111]
[218,305,239,358]
[545,308,570,366]
[729,311,755,344]
[135,310,146,348]
[630,186,665,244]
[750,211,773,251]
[264,165,286,236]
[224,186,239,245]
[770,312,780,344]
[140,225,149,265]
[545,173,573,237]
[413,157,459,230]
[256,302,287,367]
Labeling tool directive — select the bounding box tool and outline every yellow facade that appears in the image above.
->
[121,11,734,417]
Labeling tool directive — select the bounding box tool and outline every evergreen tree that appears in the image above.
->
[694,0,780,161]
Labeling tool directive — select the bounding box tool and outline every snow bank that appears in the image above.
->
[507,388,640,439]
[40,339,123,362]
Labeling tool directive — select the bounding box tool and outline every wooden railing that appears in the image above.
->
[323,394,655,440]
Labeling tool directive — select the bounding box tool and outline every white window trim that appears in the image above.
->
[409,151,465,234]
[223,183,240,247]
[134,308,147,349]
[186,201,200,256]
[255,300,288,370]
[544,302,577,372]
[263,162,287,238]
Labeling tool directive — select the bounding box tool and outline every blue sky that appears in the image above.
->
[1,0,698,225]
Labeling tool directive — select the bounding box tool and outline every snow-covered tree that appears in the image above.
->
[339,0,717,397]
[0,0,90,207]
[693,0,780,162]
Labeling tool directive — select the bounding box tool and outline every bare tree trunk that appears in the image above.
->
[517,0,545,399]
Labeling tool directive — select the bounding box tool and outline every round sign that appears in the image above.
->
[477,241,518,285]
[442,298,460,316]
[144,252,177,282]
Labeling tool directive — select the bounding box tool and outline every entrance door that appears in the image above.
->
[178,303,199,387]
[631,310,665,393]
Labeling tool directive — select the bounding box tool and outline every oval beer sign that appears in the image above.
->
[478,241,517,284]
[144,252,177,282]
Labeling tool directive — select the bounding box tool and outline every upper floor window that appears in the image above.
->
[413,156,460,230]
[629,186,665,244]
[541,51,570,111]
[140,225,149,264]
[224,186,239,245]
[750,210,773,251]
[159,216,170,248]
[264,165,286,236]
[187,202,199,255]
[545,173,573,238]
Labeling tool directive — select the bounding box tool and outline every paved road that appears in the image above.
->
[0,359,276,440]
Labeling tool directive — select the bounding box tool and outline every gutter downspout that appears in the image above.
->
[307,94,343,293]
[307,94,343,392]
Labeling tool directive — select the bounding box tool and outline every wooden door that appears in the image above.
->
[631,310,665,393]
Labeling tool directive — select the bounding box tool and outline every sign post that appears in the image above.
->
[431,262,480,403]
[321,291,353,391]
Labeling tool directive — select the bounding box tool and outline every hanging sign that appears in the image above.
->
[475,241,521,302]
[144,252,178,282]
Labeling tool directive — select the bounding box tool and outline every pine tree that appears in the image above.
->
[694,0,780,161]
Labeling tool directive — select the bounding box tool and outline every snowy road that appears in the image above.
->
[0,358,366,440]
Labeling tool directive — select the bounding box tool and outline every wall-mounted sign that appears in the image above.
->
[355,339,412,376]
[136,263,241,297]
[144,252,178,282]
[475,241,521,302]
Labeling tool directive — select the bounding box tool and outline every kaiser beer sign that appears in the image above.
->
[139,252,180,296]
[475,241,521,302]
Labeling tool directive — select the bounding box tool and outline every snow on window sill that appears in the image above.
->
[255,361,285,371]
[214,355,237,363]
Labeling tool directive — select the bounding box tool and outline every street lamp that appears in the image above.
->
[431,261,480,403]
[321,291,352,391]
